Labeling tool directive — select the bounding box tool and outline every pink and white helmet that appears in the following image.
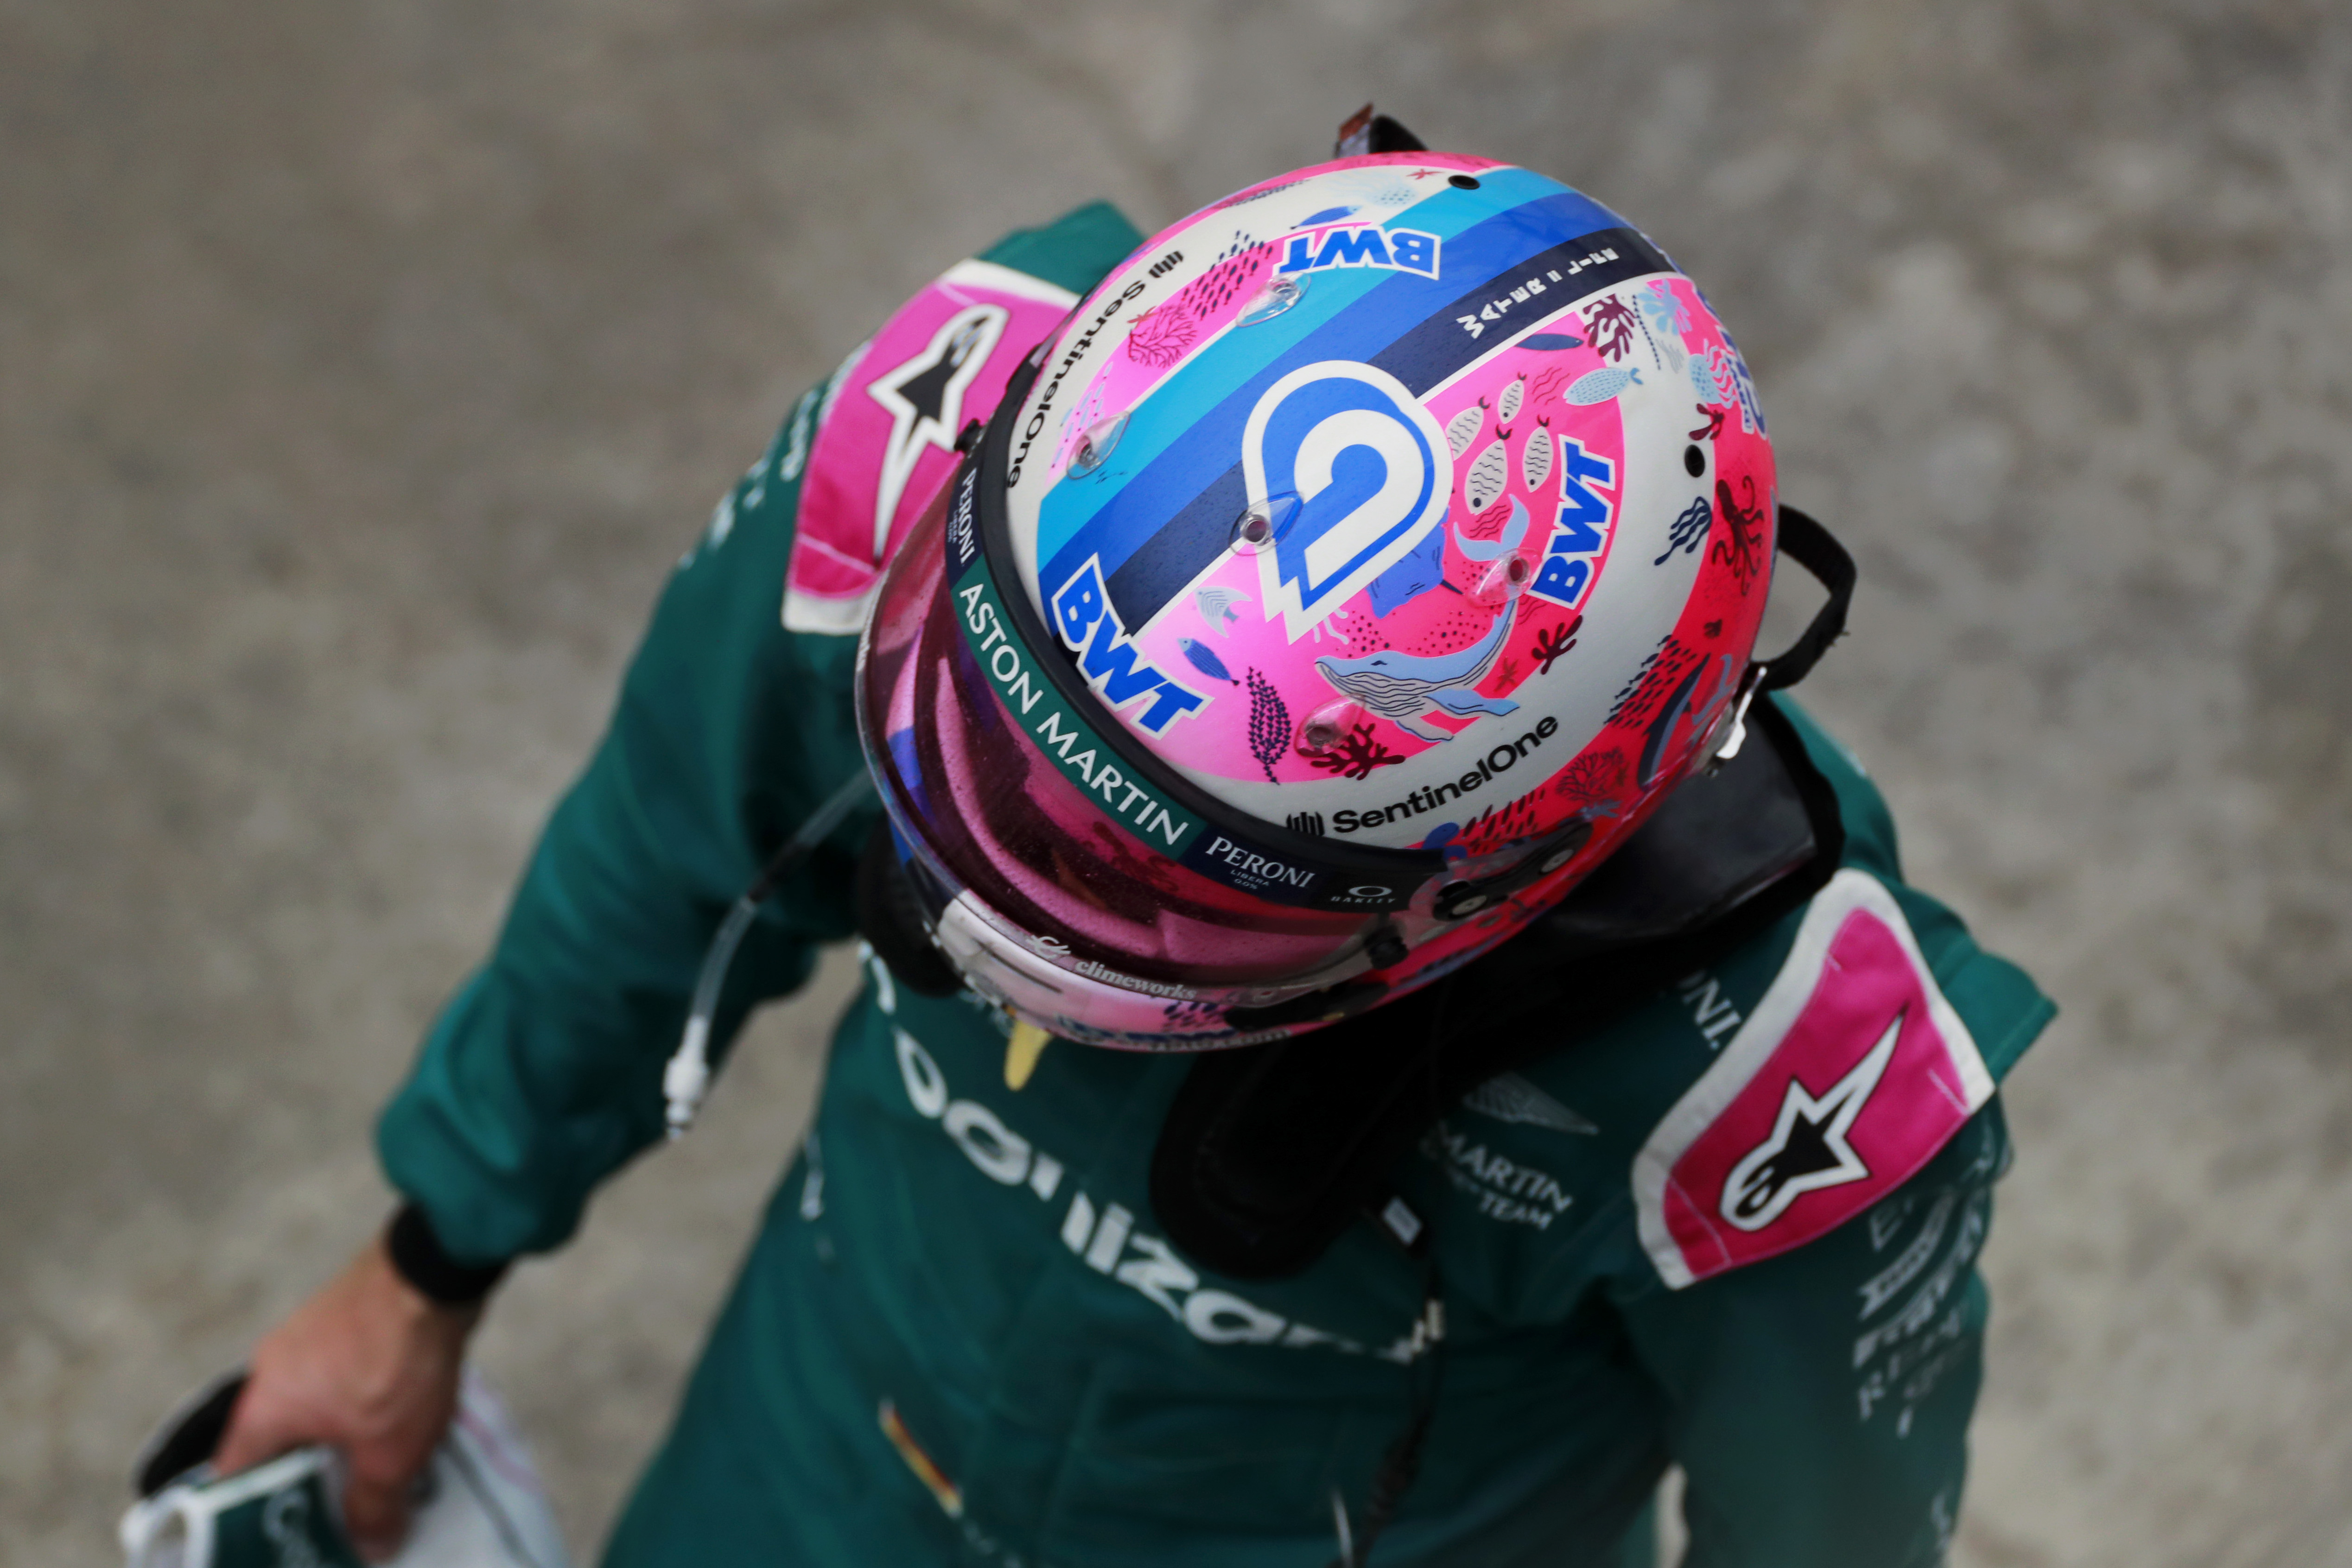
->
[856,150,1780,1049]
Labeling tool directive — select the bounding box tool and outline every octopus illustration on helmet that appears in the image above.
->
[855,145,1781,1051]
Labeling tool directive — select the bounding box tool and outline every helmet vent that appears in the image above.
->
[1230,492,1300,555]
[1295,698,1366,754]
[1237,273,1307,327]
[1068,413,1129,476]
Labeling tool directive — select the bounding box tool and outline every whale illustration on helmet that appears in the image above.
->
[1315,595,1521,742]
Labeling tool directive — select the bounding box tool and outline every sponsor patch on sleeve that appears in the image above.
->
[782,260,1079,635]
[1632,870,1996,1290]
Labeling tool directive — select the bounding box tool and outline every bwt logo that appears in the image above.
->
[1242,362,1452,641]
[1527,435,1620,610]
[1051,557,1208,733]
[1278,225,1441,281]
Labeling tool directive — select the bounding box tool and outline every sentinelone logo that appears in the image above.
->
[1331,717,1559,835]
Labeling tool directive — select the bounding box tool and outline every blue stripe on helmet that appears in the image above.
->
[1034,171,1581,570]
[1100,223,1670,634]
[1030,168,1580,573]
[1036,186,1651,621]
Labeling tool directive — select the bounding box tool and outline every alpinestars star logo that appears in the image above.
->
[1720,1009,1904,1231]
[866,304,1009,557]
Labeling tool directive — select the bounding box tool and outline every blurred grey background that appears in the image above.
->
[4,0,2348,1562]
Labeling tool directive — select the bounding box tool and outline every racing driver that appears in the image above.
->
[211,112,2054,1568]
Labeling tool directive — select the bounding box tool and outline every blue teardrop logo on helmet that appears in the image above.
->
[1241,362,1452,641]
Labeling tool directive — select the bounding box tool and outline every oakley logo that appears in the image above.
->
[1243,362,1452,641]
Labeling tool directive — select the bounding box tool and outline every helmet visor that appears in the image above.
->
[856,469,1389,999]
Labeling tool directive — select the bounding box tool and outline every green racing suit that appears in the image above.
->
[377,202,2055,1568]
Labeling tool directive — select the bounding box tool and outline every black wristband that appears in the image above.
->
[384,1202,510,1306]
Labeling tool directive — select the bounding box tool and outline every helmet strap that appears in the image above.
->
[1705,506,1855,773]
[1756,505,1856,693]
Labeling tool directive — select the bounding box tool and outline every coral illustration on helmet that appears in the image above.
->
[856,148,1778,1050]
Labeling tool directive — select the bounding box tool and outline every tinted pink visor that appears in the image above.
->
[855,471,1394,998]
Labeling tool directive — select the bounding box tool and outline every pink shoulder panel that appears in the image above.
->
[782,260,1081,635]
[1633,870,1996,1289]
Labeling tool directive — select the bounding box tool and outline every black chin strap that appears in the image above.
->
[1760,506,1854,691]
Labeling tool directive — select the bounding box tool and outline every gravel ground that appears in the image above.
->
[4,1,2347,1562]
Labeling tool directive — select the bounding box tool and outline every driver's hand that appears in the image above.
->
[213,1234,481,1561]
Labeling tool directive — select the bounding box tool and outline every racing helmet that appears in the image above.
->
[856,148,1780,1050]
